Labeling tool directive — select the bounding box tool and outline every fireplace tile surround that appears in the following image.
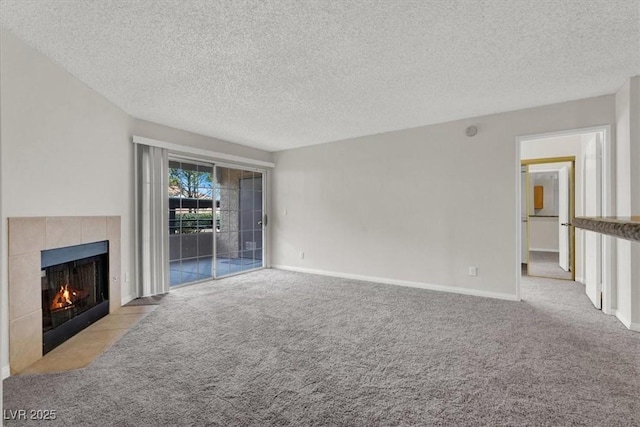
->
[8,216,121,374]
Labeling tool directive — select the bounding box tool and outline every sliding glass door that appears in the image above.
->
[215,166,265,277]
[168,159,215,286]
[168,159,265,285]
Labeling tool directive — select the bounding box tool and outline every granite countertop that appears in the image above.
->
[573,216,640,243]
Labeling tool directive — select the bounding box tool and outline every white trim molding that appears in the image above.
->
[613,309,631,329]
[133,136,275,168]
[612,309,640,332]
[272,265,519,302]
[2,364,10,379]
[515,125,612,143]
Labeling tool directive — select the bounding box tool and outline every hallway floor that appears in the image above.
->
[526,250,572,280]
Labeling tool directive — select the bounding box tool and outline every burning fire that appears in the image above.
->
[50,284,79,310]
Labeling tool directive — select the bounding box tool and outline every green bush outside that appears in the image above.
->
[173,212,217,233]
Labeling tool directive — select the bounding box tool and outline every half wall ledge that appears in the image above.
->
[574,216,640,243]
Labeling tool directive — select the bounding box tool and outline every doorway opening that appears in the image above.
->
[516,126,612,312]
[521,158,575,281]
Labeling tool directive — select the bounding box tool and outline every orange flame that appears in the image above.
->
[51,284,73,310]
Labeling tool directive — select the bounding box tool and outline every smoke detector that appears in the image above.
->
[465,126,478,137]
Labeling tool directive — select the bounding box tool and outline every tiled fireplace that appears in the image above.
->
[8,216,121,374]
[41,241,110,354]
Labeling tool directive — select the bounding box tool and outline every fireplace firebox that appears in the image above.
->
[41,241,109,354]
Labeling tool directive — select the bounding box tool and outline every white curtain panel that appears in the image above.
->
[135,143,170,296]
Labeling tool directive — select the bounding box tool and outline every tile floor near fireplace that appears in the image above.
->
[20,305,156,375]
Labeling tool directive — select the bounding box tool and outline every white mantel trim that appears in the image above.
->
[132,136,276,168]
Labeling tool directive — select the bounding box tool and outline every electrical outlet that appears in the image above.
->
[468,266,478,276]
[300,251,305,260]
[284,209,288,215]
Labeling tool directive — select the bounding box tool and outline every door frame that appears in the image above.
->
[521,156,576,281]
[515,125,613,313]
[167,154,269,283]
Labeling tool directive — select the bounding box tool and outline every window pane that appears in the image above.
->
[169,159,215,286]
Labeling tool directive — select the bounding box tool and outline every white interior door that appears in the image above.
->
[584,134,602,309]
[558,165,570,271]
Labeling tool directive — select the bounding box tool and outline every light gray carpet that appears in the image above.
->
[4,269,639,426]
[527,250,573,280]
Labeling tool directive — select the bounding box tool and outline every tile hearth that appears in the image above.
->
[20,305,156,375]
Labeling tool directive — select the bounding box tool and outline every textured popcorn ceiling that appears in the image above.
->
[1,1,639,152]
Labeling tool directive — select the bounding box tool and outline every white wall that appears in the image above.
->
[0,29,3,409]
[529,217,559,252]
[0,28,274,377]
[272,96,614,299]
[0,27,133,377]
[615,76,640,329]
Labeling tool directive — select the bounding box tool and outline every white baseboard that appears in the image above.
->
[612,309,633,330]
[529,248,559,253]
[601,309,640,333]
[272,265,519,302]
[2,364,10,379]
